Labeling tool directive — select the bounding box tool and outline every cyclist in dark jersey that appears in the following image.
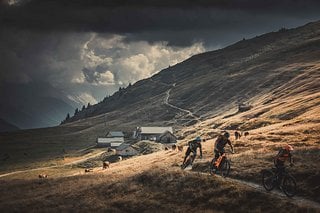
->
[182,136,203,166]
[274,144,294,182]
[214,132,234,161]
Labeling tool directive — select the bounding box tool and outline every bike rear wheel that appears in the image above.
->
[262,170,276,191]
[219,159,230,177]
[282,174,297,197]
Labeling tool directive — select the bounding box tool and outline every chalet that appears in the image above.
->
[158,131,177,144]
[135,126,175,142]
[116,143,139,156]
[96,131,124,148]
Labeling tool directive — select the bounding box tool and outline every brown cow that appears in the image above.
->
[85,168,93,173]
[103,161,110,169]
[244,131,249,137]
[172,144,177,151]
[38,174,48,178]
[235,131,242,140]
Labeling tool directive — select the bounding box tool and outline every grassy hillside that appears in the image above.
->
[0,148,318,212]
[0,20,319,212]
[64,21,320,126]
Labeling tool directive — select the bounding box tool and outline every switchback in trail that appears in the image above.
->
[164,85,200,125]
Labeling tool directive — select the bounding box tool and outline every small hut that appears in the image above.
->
[158,131,177,144]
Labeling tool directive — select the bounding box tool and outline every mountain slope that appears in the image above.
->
[64,21,320,129]
[0,118,19,133]
[0,82,76,129]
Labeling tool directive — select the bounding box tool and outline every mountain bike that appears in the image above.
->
[209,152,231,177]
[181,152,196,170]
[262,166,297,197]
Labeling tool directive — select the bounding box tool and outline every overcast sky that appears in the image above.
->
[1,0,320,107]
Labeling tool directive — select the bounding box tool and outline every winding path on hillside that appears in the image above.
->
[164,85,200,123]
[149,78,200,125]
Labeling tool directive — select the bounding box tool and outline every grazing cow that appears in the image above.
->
[165,147,169,151]
[38,174,48,178]
[85,168,93,173]
[103,161,110,169]
[235,131,242,140]
[118,156,122,161]
[177,145,183,152]
[172,144,177,151]
[244,131,249,137]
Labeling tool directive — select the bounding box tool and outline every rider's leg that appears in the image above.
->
[190,151,197,166]
[183,148,191,164]
[275,161,285,184]
[214,150,220,161]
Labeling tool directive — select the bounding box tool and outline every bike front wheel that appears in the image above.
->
[262,170,276,191]
[282,174,297,197]
[209,159,217,175]
[181,155,194,170]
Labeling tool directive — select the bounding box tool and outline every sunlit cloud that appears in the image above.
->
[79,34,205,87]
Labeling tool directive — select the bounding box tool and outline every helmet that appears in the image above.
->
[195,136,201,142]
[283,144,294,151]
[224,132,230,139]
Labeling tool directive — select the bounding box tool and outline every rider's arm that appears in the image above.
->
[214,136,220,151]
[199,143,203,157]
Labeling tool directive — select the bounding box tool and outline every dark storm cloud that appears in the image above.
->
[1,0,319,48]
[2,0,320,33]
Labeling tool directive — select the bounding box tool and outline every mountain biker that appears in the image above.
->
[182,136,203,166]
[214,132,234,163]
[274,144,294,182]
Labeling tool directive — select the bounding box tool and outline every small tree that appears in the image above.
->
[65,113,70,120]
[87,102,91,108]
[81,105,86,111]
[74,108,79,115]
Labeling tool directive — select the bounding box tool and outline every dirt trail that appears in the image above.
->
[0,150,105,178]
[150,78,200,124]
[225,177,320,210]
[164,87,200,123]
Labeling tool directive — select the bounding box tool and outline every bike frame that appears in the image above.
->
[214,153,226,168]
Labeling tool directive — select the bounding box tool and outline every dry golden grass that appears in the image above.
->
[0,152,317,212]
[176,63,320,204]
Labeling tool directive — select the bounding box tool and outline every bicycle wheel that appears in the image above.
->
[282,174,297,197]
[220,159,230,177]
[181,155,193,170]
[262,170,276,191]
